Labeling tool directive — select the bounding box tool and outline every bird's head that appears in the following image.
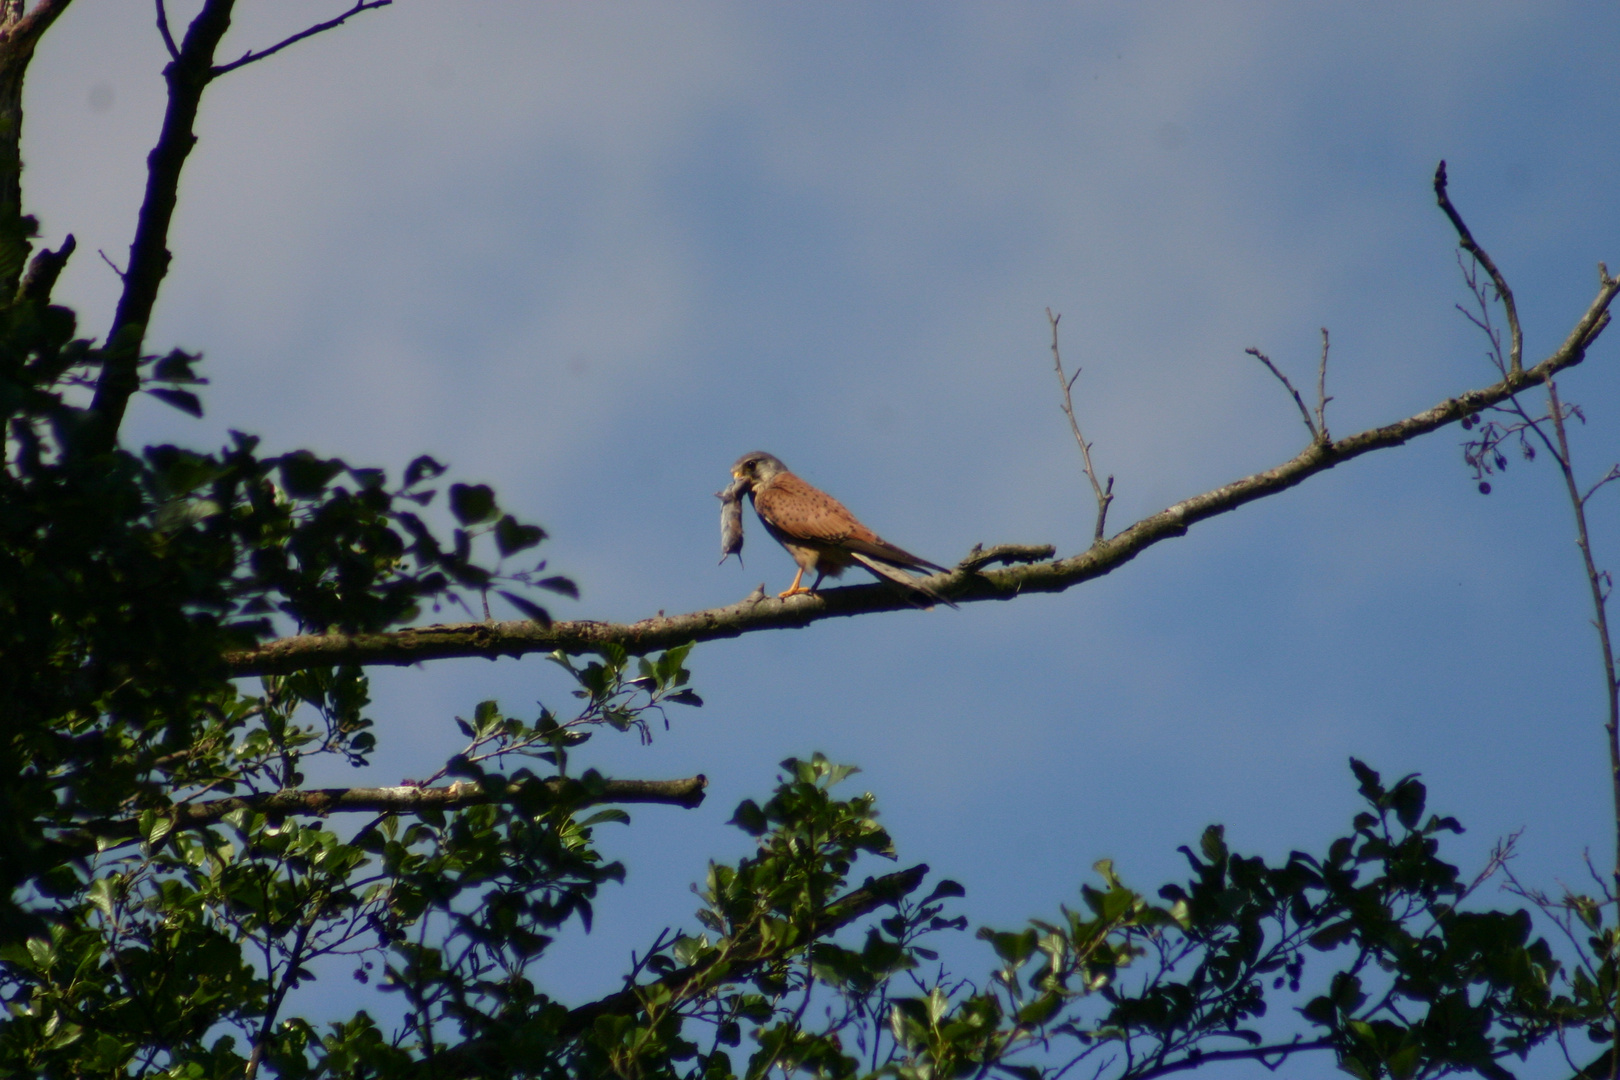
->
[732,451,787,483]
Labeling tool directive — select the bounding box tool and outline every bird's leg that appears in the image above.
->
[778,566,810,598]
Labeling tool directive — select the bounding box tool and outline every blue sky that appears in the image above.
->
[24,1,1620,1069]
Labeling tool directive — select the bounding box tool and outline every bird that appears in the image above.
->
[729,451,956,608]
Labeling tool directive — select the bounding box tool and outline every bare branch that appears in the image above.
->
[1126,1038,1337,1080]
[1435,160,1522,375]
[1247,346,1319,442]
[154,0,179,61]
[1544,378,1620,886]
[16,231,73,302]
[74,774,708,850]
[1316,327,1333,440]
[0,0,76,296]
[1583,464,1620,506]
[96,246,125,281]
[0,0,73,43]
[211,0,391,77]
[87,0,237,452]
[956,542,1057,574]
[1048,308,1115,541]
[1456,252,1510,375]
[1463,830,1521,897]
[226,271,1620,678]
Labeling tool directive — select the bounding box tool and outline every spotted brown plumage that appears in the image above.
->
[729,451,955,607]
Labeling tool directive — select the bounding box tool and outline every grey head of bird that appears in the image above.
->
[732,451,789,484]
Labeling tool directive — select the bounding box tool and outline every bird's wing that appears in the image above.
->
[753,472,950,572]
[841,533,950,574]
[751,472,864,545]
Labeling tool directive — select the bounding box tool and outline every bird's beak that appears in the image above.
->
[731,468,746,480]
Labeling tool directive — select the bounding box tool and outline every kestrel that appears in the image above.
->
[729,451,956,607]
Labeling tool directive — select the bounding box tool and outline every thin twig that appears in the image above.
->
[1583,465,1620,506]
[1247,346,1319,441]
[1544,378,1620,889]
[96,247,125,280]
[1048,308,1115,542]
[1462,830,1521,901]
[1315,327,1333,440]
[211,0,392,76]
[1581,849,1617,905]
[1435,160,1522,374]
[1456,252,1509,376]
[153,0,179,62]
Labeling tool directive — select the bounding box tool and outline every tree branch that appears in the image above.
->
[1247,345,1319,442]
[1125,1038,1336,1080]
[0,0,72,43]
[16,230,72,302]
[71,774,707,851]
[956,542,1057,573]
[1316,326,1333,440]
[211,1,391,77]
[190,773,707,821]
[1435,159,1522,375]
[227,273,1619,678]
[1049,308,1115,541]
[153,0,179,61]
[86,0,236,452]
[1543,378,1620,888]
[0,0,76,296]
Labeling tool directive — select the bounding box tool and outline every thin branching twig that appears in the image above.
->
[1543,378,1620,886]
[153,0,180,61]
[1247,345,1322,443]
[1435,159,1523,374]
[1315,327,1333,440]
[212,1,393,76]
[1047,308,1115,542]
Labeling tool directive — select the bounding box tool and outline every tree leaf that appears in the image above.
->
[499,591,551,626]
[147,387,203,417]
[449,483,498,525]
[404,454,446,487]
[151,348,205,383]
[495,515,546,556]
[277,450,344,497]
[537,575,578,599]
[730,799,768,836]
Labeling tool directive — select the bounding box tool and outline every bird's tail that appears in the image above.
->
[850,552,958,609]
